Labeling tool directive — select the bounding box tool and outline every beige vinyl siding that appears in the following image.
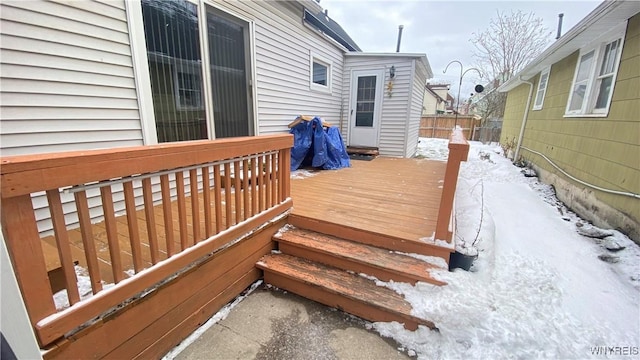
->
[422,92,438,116]
[0,0,143,156]
[0,0,144,235]
[209,1,344,133]
[343,55,415,157]
[406,60,428,157]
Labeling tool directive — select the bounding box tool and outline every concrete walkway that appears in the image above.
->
[174,286,411,360]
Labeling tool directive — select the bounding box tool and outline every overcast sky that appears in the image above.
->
[320,0,601,98]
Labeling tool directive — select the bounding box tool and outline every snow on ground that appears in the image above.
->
[416,137,449,161]
[53,266,114,310]
[373,138,640,359]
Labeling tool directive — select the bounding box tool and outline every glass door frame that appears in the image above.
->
[197,0,257,139]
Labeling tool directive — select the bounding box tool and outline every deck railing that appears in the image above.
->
[0,134,292,347]
[435,126,469,243]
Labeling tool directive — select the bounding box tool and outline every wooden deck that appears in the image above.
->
[41,157,451,285]
[1,130,470,357]
[290,157,448,250]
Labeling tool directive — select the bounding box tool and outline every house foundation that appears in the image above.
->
[533,164,640,244]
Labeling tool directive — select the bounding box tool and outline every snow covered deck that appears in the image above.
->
[289,157,453,258]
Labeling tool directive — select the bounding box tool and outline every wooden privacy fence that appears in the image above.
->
[420,115,479,140]
[0,134,292,347]
[435,126,470,243]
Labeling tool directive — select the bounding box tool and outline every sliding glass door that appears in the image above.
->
[141,0,253,143]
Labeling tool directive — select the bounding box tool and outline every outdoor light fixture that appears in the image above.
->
[443,60,483,127]
[390,65,396,78]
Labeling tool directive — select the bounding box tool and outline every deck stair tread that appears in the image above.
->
[256,253,435,330]
[276,228,446,286]
[288,215,454,262]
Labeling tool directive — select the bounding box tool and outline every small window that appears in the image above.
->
[313,62,328,85]
[532,67,550,110]
[565,24,625,117]
[309,53,331,92]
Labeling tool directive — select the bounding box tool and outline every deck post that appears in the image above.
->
[1,195,56,346]
[435,127,469,243]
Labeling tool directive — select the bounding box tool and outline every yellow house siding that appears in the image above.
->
[501,13,640,240]
[500,83,529,149]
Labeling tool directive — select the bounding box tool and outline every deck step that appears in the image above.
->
[275,228,446,286]
[288,214,454,263]
[346,146,379,156]
[256,253,435,331]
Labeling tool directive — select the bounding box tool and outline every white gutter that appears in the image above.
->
[513,77,535,162]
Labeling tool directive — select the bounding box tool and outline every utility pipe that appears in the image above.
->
[513,76,534,162]
[521,146,640,199]
[396,25,404,52]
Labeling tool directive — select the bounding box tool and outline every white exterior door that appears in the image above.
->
[349,69,384,147]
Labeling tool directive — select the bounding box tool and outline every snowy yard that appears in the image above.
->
[373,138,639,359]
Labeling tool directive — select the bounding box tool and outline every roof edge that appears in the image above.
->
[498,0,625,92]
[345,52,432,77]
[345,52,426,58]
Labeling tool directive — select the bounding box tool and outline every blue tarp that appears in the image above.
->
[289,117,350,171]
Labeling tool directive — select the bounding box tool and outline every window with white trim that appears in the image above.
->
[310,53,331,92]
[532,67,550,110]
[565,23,625,116]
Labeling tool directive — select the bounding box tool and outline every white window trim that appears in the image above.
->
[532,66,550,111]
[124,0,158,145]
[564,22,626,118]
[309,51,332,93]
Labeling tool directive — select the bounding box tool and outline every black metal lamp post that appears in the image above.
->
[443,61,483,127]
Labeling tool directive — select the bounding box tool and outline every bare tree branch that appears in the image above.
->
[470,10,551,122]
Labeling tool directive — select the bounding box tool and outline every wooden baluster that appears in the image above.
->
[100,186,124,283]
[251,157,258,216]
[160,174,175,257]
[278,150,285,202]
[74,190,103,293]
[202,166,213,237]
[264,154,271,209]
[213,164,223,232]
[189,169,201,243]
[1,195,56,342]
[175,171,188,250]
[123,181,143,273]
[271,153,278,206]
[242,159,250,220]
[234,160,242,223]
[224,162,232,227]
[142,178,159,264]
[46,189,80,305]
[258,155,265,212]
[281,148,291,201]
